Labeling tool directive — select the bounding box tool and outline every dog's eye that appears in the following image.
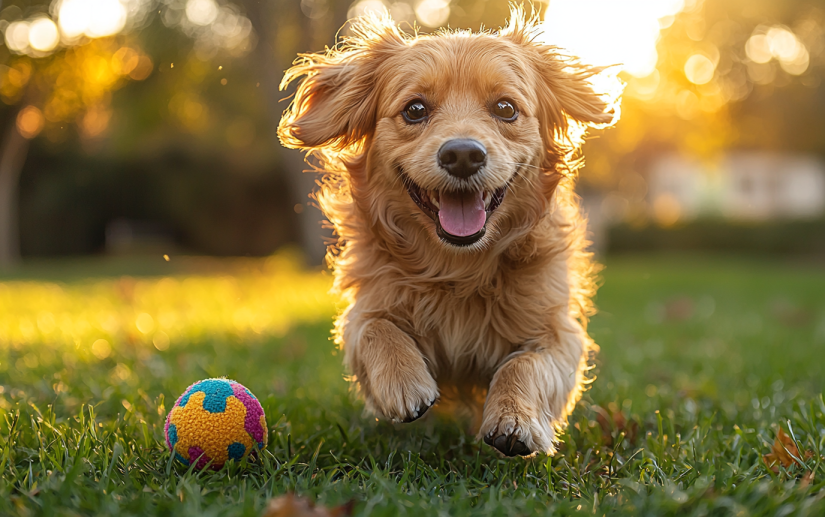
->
[402,101,428,123]
[492,100,517,122]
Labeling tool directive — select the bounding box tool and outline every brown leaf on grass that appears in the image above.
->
[770,299,813,327]
[262,495,354,517]
[593,405,639,447]
[665,297,694,321]
[762,428,815,474]
[800,470,815,488]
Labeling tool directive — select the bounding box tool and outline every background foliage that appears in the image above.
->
[0,0,823,262]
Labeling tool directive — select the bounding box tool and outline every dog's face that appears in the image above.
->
[279,12,615,251]
[370,37,547,248]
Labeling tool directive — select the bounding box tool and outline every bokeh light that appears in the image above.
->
[745,25,810,76]
[4,21,30,53]
[28,18,60,52]
[161,0,256,58]
[415,0,450,27]
[56,0,128,40]
[186,0,220,27]
[348,0,391,20]
[347,0,445,29]
[16,106,45,139]
[684,54,716,85]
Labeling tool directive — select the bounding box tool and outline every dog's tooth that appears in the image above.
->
[430,191,440,209]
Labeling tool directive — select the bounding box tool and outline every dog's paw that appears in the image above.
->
[399,396,437,423]
[482,419,532,457]
[365,368,439,424]
[479,408,556,457]
[480,415,537,457]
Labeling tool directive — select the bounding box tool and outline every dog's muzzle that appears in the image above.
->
[401,170,508,247]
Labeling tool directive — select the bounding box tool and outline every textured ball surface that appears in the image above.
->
[164,378,267,469]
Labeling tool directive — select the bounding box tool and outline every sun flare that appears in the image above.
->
[540,0,690,78]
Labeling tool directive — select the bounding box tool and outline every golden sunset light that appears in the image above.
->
[540,0,690,77]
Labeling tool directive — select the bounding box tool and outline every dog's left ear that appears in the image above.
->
[278,15,407,151]
[501,7,620,159]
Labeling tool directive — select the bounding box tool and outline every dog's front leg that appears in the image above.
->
[478,328,589,457]
[347,318,439,423]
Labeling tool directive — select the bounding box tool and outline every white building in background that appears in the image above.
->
[647,152,825,222]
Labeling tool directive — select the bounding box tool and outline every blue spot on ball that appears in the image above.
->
[179,379,234,413]
[167,424,178,448]
[175,452,190,466]
[227,442,246,460]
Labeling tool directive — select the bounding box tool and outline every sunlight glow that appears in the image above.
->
[0,254,334,355]
[57,0,128,40]
[541,0,688,77]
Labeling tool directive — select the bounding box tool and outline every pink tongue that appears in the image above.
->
[438,190,486,237]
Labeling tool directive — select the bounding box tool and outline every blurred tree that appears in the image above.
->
[243,0,351,266]
[0,0,269,266]
[0,1,155,267]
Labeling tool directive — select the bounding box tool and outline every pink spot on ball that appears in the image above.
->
[188,446,212,470]
[164,413,172,450]
[231,382,265,443]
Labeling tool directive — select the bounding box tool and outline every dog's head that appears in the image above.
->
[279,8,618,251]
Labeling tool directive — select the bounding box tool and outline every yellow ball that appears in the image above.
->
[164,378,267,469]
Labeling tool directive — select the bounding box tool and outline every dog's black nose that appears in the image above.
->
[438,139,487,179]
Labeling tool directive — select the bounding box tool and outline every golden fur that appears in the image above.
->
[278,7,620,456]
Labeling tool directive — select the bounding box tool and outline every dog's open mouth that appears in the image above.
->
[403,174,507,247]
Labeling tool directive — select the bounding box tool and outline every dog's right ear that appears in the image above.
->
[278,14,406,151]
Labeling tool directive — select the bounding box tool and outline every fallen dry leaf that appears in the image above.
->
[262,494,353,517]
[593,405,639,447]
[665,297,694,321]
[763,428,815,474]
[800,470,815,488]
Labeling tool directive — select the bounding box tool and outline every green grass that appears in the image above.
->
[1,253,824,516]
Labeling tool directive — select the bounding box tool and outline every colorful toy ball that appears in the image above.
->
[165,378,267,470]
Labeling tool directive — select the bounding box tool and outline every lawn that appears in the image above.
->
[1,253,824,516]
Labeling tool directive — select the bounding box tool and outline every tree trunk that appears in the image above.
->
[0,120,29,269]
[246,0,350,267]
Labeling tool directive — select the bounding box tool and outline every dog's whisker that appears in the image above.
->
[501,161,544,171]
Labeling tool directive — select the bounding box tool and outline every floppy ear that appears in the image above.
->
[501,7,620,163]
[528,51,619,151]
[278,14,407,151]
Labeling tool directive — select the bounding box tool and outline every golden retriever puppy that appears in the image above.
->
[278,7,618,457]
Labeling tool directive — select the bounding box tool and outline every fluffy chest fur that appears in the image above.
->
[335,193,582,389]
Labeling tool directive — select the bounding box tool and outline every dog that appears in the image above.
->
[278,7,619,457]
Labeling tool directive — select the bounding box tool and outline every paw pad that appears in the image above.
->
[484,432,531,457]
